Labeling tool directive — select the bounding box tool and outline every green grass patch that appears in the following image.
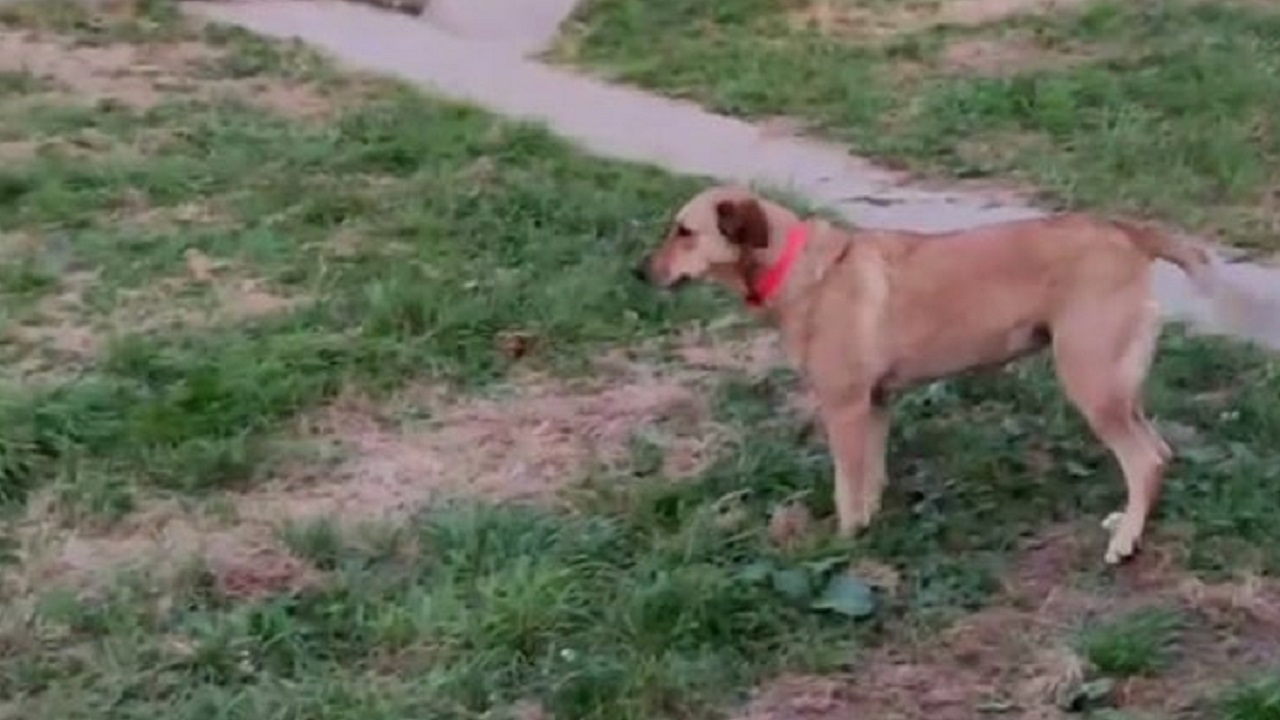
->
[5,501,857,720]
[556,0,1280,252]
[1080,606,1184,677]
[0,69,45,97]
[7,328,1280,717]
[2,4,1280,718]
[0,6,717,510]
[1223,675,1280,720]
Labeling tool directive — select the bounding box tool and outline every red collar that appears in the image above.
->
[747,222,810,307]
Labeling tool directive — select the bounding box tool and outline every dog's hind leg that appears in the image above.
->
[1052,295,1169,565]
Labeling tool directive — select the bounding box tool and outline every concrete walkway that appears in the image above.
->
[187,0,1280,349]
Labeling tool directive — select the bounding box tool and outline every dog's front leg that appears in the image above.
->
[861,401,890,527]
[820,397,889,536]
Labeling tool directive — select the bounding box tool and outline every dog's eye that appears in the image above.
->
[674,224,692,238]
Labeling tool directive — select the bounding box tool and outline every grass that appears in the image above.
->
[1080,606,1184,677]
[1224,676,1280,720]
[554,0,1280,255]
[0,4,717,510]
[0,1,1279,719]
[12,504,852,719]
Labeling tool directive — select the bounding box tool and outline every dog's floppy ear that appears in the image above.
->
[715,198,770,249]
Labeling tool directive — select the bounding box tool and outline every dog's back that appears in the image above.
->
[831,214,1165,386]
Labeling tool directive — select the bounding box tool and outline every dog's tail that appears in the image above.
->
[1114,220,1213,292]
[1115,220,1280,345]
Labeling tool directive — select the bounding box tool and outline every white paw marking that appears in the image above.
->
[1102,511,1139,565]
[1101,512,1123,533]
[1105,536,1138,565]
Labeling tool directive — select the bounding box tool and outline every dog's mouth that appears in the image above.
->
[661,275,691,292]
[631,261,690,291]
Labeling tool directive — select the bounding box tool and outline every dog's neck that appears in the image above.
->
[756,201,804,266]
[734,201,802,304]
[743,203,846,312]
[744,223,808,308]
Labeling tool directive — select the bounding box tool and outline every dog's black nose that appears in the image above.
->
[631,263,648,283]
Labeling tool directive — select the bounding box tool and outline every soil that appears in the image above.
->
[735,529,1280,719]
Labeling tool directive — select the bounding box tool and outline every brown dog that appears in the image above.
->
[635,185,1241,565]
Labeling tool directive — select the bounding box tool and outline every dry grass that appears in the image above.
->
[274,370,716,514]
[0,27,346,119]
[941,0,1091,26]
[6,4,1279,719]
[5,492,315,603]
[6,252,303,382]
[736,527,1280,719]
[786,0,1106,80]
[0,138,41,161]
[0,341,760,602]
[938,35,1098,76]
[786,0,1095,41]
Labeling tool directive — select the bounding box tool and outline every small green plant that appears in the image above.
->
[1080,607,1184,677]
[279,517,346,570]
[1223,676,1280,720]
[0,69,42,96]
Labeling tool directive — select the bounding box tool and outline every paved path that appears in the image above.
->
[421,0,581,57]
[187,0,1280,349]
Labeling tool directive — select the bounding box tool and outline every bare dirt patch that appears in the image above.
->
[787,0,1094,40]
[124,199,236,232]
[0,31,210,109]
[786,0,940,41]
[4,269,100,380]
[3,349,742,597]
[945,130,1055,174]
[146,249,304,325]
[0,230,41,258]
[220,77,338,120]
[114,273,304,331]
[0,28,340,119]
[942,0,1091,27]
[7,322,99,360]
[4,315,789,607]
[673,324,785,376]
[264,369,718,519]
[5,493,321,608]
[0,138,39,161]
[5,252,303,379]
[734,528,1280,719]
[939,36,1092,76]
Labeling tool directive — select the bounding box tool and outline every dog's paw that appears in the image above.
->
[836,514,873,539]
[1101,512,1123,533]
[1104,541,1140,565]
[836,519,862,539]
[1102,513,1140,565]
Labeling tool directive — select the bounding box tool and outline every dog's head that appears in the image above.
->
[633,186,772,295]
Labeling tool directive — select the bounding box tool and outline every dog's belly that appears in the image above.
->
[882,321,1052,389]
